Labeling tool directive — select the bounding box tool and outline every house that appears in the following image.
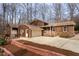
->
[30,19,48,26]
[18,24,43,38]
[4,19,76,38]
[41,20,76,37]
[4,24,18,38]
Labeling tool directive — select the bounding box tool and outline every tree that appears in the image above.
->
[68,3,76,20]
[54,3,62,22]
[33,3,38,18]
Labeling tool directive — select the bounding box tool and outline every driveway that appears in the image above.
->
[15,36,79,53]
[70,34,79,40]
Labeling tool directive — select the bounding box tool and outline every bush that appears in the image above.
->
[75,23,79,32]
[0,38,7,45]
[58,32,72,38]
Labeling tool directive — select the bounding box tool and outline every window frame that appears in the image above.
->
[52,27,55,31]
[63,26,67,32]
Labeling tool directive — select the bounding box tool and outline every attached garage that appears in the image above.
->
[18,24,43,38]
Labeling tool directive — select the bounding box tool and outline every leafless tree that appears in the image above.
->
[53,3,62,22]
[68,3,76,20]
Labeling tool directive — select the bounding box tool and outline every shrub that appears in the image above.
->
[0,48,4,56]
[58,32,71,38]
[75,23,79,32]
[0,38,7,45]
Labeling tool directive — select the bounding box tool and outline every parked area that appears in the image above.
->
[16,35,79,54]
[16,40,79,56]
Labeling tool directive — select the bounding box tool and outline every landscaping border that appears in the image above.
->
[11,40,64,56]
[0,46,14,56]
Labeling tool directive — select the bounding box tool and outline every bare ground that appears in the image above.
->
[3,44,41,56]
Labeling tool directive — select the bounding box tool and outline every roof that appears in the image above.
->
[19,24,43,30]
[41,20,76,27]
[30,19,48,24]
[6,24,19,28]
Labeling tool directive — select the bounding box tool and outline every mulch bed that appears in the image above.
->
[17,40,79,56]
[3,44,41,56]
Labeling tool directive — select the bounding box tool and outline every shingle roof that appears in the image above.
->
[19,24,43,30]
[41,20,76,27]
[31,19,48,24]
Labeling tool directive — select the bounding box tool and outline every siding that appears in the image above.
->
[32,30,42,37]
[42,25,75,37]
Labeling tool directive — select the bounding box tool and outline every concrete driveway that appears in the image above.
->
[16,36,79,53]
[70,34,79,40]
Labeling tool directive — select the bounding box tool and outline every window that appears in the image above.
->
[52,27,55,31]
[63,26,67,32]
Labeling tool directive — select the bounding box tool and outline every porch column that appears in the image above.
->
[24,29,26,37]
[17,28,20,37]
[50,26,52,36]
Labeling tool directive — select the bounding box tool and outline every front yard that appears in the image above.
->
[1,34,79,56]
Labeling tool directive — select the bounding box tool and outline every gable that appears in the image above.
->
[30,20,48,26]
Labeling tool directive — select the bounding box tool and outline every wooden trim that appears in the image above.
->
[28,29,32,38]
